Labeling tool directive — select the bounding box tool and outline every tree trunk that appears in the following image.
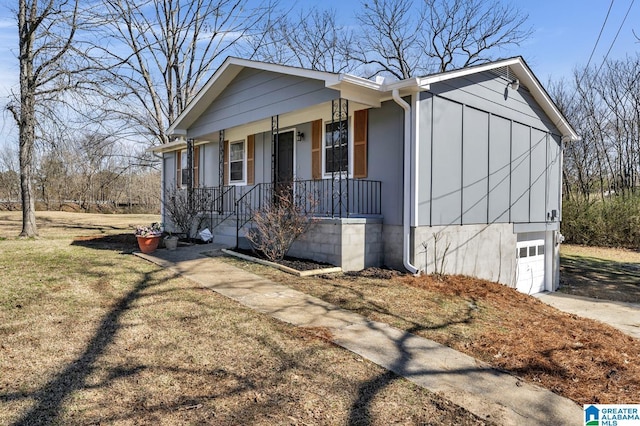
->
[18,0,38,237]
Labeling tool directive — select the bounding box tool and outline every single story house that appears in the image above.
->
[152,56,578,295]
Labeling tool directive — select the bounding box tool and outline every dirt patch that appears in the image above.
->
[225,258,640,405]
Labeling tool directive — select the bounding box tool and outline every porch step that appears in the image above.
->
[210,221,252,248]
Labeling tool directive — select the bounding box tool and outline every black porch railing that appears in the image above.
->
[193,186,235,214]
[235,179,382,245]
[192,185,236,229]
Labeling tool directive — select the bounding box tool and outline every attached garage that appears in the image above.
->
[514,229,560,295]
[516,238,545,294]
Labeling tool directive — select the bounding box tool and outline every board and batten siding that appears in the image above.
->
[418,80,562,227]
[188,68,339,139]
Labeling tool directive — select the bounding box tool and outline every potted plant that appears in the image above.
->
[164,231,179,251]
[135,222,163,254]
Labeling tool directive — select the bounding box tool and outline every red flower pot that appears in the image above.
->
[136,235,161,254]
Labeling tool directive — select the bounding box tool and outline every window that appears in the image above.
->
[325,120,348,174]
[180,149,189,187]
[176,147,199,188]
[229,140,245,183]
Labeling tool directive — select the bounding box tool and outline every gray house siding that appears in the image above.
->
[367,100,404,226]
[201,143,218,187]
[163,151,177,188]
[294,122,312,181]
[417,78,562,228]
[189,68,339,139]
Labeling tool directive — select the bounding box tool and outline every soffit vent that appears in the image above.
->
[489,66,529,92]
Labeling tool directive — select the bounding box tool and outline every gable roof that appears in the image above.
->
[167,56,578,143]
[414,57,579,141]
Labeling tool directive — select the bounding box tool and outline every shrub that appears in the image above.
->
[562,195,640,248]
[162,185,211,239]
[245,187,316,261]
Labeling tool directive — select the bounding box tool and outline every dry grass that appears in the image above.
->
[0,211,486,425]
[223,258,640,405]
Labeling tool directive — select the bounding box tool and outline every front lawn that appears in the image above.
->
[0,211,484,425]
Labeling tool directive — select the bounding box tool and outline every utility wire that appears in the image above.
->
[583,0,615,75]
[594,0,635,78]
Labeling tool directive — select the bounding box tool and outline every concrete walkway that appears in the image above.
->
[136,245,582,426]
[536,292,640,340]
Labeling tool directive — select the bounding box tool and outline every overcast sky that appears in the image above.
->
[0,0,638,150]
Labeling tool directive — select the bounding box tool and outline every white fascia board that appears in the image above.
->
[422,58,521,85]
[510,63,580,142]
[383,78,430,95]
[333,74,382,90]
[148,138,187,153]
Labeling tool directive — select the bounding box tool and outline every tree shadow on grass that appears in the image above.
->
[71,233,138,253]
[7,269,168,426]
[560,255,640,303]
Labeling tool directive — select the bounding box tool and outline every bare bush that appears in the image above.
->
[162,185,211,239]
[246,187,317,261]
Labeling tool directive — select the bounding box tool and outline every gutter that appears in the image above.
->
[392,89,420,274]
[151,151,166,226]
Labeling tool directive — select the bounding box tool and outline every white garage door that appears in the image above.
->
[516,239,545,294]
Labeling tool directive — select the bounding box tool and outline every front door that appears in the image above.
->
[276,130,294,184]
[275,131,294,201]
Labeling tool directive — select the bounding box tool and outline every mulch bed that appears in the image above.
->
[232,247,335,271]
[400,274,640,404]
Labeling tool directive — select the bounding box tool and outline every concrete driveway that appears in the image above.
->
[535,292,640,339]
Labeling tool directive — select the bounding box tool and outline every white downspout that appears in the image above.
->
[392,89,419,274]
[152,151,165,223]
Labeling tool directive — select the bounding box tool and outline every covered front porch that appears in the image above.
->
[186,177,383,265]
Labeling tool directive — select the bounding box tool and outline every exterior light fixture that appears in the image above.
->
[509,78,520,91]
[297,131,304,142]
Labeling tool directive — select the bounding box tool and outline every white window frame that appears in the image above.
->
[228,139,247,185]
[322,117,352,178]
[179,149,189,188]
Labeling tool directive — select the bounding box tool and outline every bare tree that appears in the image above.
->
[6,0,87,237]
[351,0,424,79]
[351,0,532,78]
[422,0,531,73]
[250,0,531,79]
[246,7,354,73]
[93,0,276,147]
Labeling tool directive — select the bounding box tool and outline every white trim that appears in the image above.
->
[414,57,579,142]
[228,139,247,186]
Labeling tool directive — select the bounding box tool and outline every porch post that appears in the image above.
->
[271,115,279,187]
[218,129,225,213]
[331,98,349,217]
[186,138,194,210]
